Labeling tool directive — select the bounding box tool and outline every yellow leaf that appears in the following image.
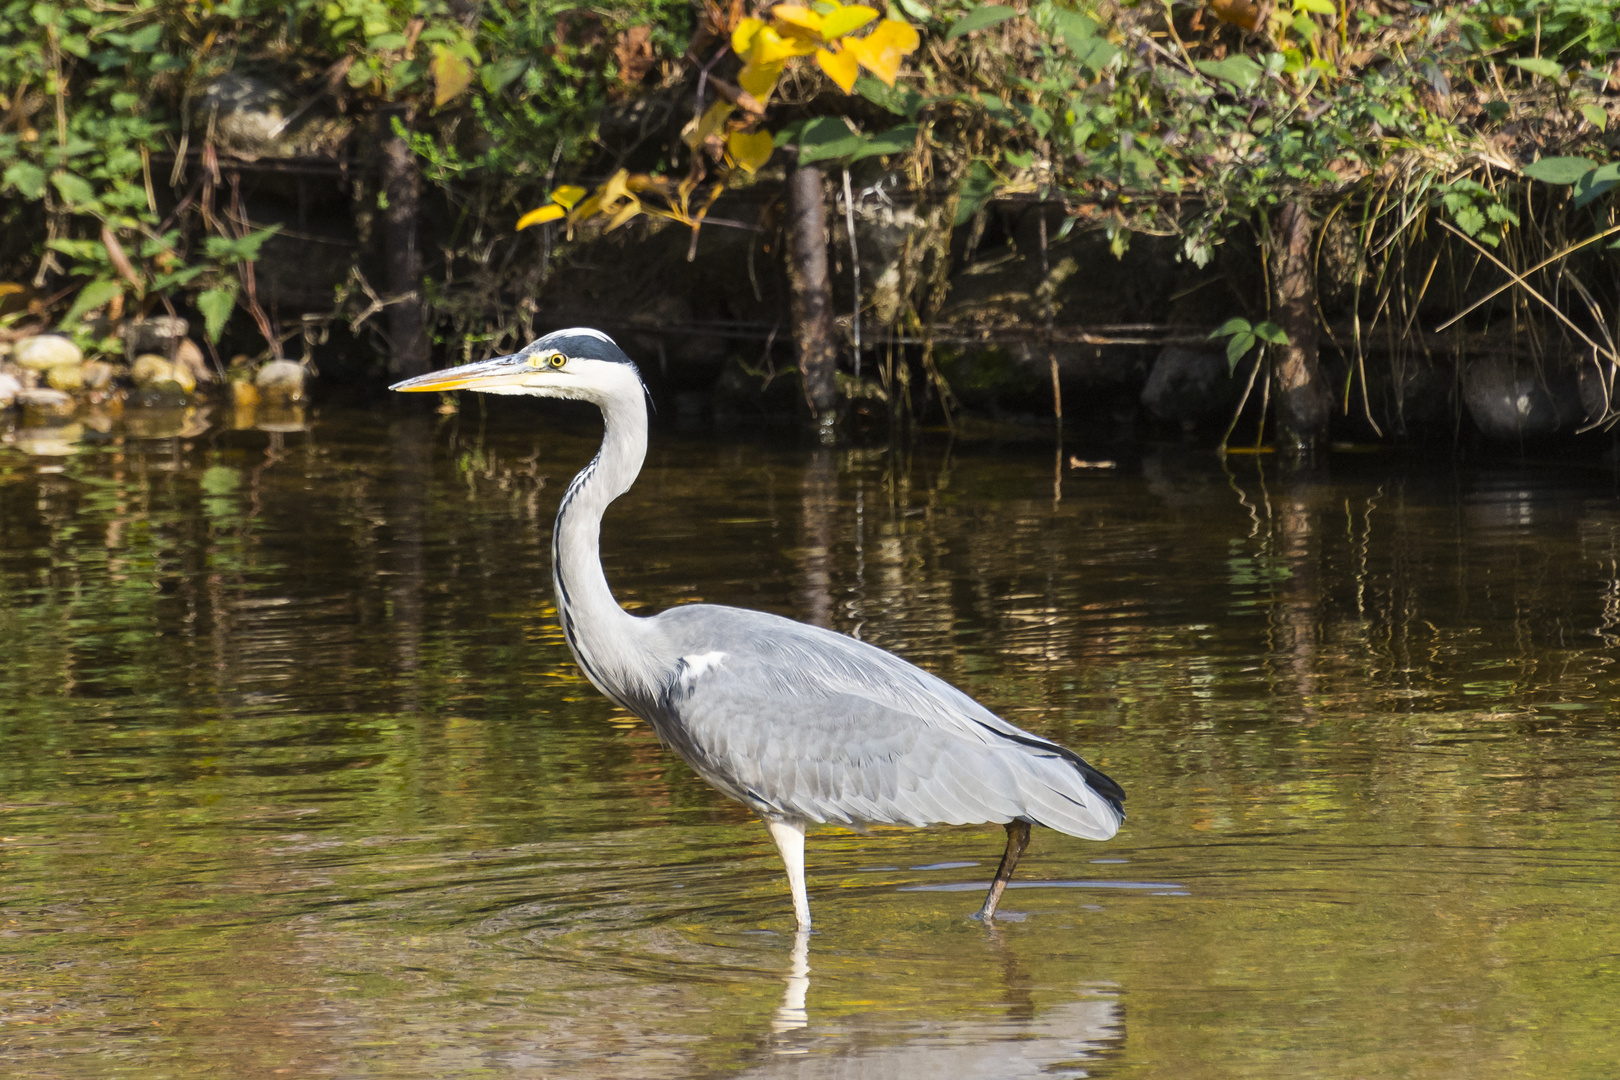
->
[568,193,603,222]
[771,5,824,34]
[844,19,918,86]
[684,98,736,149]
[599,168,633,209]
[727,129,776,173]
[732,16,766,55]
[816,46,860,92]
[515,204,566,229]
[737,57,786,99]
[604,197,642,232]
[820,4,878,40]
[749,25,818,65]
[431,46,475,107]
[549,184,588,209]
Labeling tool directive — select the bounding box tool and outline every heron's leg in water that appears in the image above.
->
[978,820,1032,921]
[765,818,811,929]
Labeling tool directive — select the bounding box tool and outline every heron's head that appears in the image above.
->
[389,328,643,405]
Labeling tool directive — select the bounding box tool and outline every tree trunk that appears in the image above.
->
[381,107,430,379]
[786,163,838,437]
[1268,199,1329,452]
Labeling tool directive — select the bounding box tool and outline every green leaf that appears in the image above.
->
[1580,104,1608,131]
[149,265,207,291]
[51,171,97,207]
[1047,9,1098,49]
[855,74,924,118]
[1521,156,1597,184]
[2,162,47,199]
[60,278,123,328]
[1068,35,1119,73]
[197,287,237,343]
[1225,332,1256,369]
[894,0,931,19]
[794,117,864,164]
[946,5,1017,41]
[1252,321,1289,345]
[1507,56,1563,80]
[849,124,920,162]
[1573,162,1620,209]
[953,160,996,226]
[1210,317,1253,339]
[202,225,282,263]
[1195,56,1265,92]
[1295,0,1335,13]
[481,57,528,93]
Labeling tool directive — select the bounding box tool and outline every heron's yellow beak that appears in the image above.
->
[389,354,529,393]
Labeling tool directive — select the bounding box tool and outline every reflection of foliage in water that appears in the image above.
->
[1,417,1619,1076]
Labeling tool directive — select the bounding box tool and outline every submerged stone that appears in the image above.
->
[254,360,307,403]
[1463,356,1582,441]
[16,387,75,423]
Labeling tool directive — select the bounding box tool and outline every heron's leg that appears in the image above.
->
[977,819,1032,921]
[765,818,812,929]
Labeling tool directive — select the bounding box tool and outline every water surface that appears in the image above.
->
[2,402,1618,1078]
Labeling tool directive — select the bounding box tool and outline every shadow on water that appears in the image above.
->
[2,400,1619,1078]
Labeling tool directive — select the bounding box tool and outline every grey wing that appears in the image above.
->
[644,607,1124,840]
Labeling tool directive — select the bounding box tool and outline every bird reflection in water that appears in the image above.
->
[756,930,1122,1077]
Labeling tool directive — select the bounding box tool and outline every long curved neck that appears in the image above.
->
[552,384,653,707]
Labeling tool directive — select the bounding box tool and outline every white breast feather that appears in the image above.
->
[679,651,727,688]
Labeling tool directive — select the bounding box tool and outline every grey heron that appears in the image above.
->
[392,328,1124,927]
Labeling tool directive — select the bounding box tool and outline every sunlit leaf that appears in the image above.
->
[1579,104,1608,131]
[731,16,765,55]
[604,197,642,231]
[946,5,1015,40]
[727,129,776,173]
[1195,56,1265,92]
[749,25,818,64]
[844,19,919,86]
[816,46,860,92]
[196,286,237,343]
[737,56,786,99]
[1507,56,1563,80]
[684,99,735,150]
[1294,0,1335,13]
[821,5,878,39]
[515,205,565,229]
[1572,162,1619,209]
[2,162,47,199]
[431,45,475,107]
[568,193,603,221]
[61,278,122,329]
[51,171,96,207]
[772,5,824,32]
[550,185,588,209]
[1521,156,1597,184]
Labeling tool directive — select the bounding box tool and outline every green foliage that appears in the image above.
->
[1439,179,1521,247]
[1211,317,1289,372]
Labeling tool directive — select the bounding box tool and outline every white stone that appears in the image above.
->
[13,335,83,371]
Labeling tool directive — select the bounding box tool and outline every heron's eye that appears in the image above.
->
[549,354,567,369]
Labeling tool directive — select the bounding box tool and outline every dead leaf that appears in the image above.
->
[614,25,655,85]
[1209,0,1266,32]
